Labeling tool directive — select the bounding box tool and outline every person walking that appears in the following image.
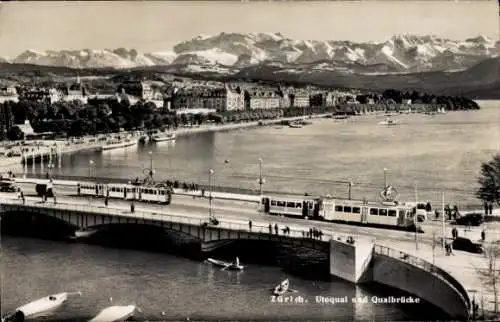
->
[130,202,135,213]
[488,202,493,215]
[481,229,486,242]
[274,223,278,235]
[248,220,252,231]
[104,196,108,207]
[452,227,458,239]
[268,224,272,233]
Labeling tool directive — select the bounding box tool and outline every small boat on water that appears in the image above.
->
[151,132,176,142]
[88,305,137,322]
[273,279,290,296]
[288,122,303,128]
[2,292,81,321]
[207,257,244,271]
[72,228,99,239]
[102,138,137,151]
[378,118,399,126]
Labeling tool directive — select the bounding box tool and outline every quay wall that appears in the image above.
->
[371,246,470,319]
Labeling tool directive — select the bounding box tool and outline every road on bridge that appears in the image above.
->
[8,181,500,246]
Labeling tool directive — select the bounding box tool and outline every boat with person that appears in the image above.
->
[151,132,176,142]
[102,137,138,151]
[273,279,290,296]
[2,292,81,322]
[206,257,244,271]
[88,305,137,322]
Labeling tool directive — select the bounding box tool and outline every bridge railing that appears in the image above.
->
[0,199,341,244]
[374,244,471,312]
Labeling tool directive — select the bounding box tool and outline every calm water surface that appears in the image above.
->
[1,235,445,321]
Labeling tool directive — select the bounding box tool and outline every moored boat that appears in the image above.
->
[88,305,137,322]
[2,292,81,321]
[151,132,176,142]
[273,279,289,296]
[378,118,398,126]
[206,257,244,271]
[102,138,138,151]
[288,122,303,128]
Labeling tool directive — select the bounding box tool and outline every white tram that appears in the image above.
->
[77,182,172,204]
[262,196,418,230]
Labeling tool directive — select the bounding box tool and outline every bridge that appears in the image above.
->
[0,196,473,319]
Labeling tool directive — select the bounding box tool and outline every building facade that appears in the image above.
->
[118,81,154,101]
[244,89,281,110]
[0,86,19,104]
[171,85,244,112]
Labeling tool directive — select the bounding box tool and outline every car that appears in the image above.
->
[454,213,484,226]
[452,237,483,254]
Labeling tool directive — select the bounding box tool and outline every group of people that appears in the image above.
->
[305,227,323,240]
[483,202,494,215]
[266,223,292,236]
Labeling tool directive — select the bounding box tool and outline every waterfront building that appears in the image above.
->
[244,88,281,110]
[171,84,244,112]
[0,86,19,104]
[292,89,311,108]
[0,102,14,135]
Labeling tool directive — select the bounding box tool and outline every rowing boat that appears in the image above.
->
[207,257,244,271]
[273,279,289,296]
[2,292,81,321]
[88,305,137,322]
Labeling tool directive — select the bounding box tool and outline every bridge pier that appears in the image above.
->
[329,238,374,284]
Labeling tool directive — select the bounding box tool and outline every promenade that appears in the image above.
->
[1,190,497,317]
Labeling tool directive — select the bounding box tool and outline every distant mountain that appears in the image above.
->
[4,33,499,75]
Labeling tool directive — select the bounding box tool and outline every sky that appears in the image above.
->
[0,0,498,58]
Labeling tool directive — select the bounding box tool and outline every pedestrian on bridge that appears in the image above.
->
[104,197,108,207]
[481,229,486,242]
[484,202,489,215]
[488,202,493,215]
[248,220,252,231]
[268,224,272,233]
[452,227,458,239]
[274,223,278,235]
[130,202,135,213]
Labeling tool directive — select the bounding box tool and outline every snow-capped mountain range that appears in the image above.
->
[4,33,500,75]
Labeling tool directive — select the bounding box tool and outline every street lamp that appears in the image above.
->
[88,160,94,205]
[148,151,154,182]
[383,168,388,188]
[258,158,265,197]
[48,163,54,180]
[209,169,214,221]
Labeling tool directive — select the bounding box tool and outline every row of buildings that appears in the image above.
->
[1,77,357,114]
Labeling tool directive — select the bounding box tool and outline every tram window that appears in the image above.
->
[344,206,352,213]
[388,210,397,217]
[296,203,302,208]
[379,209,388,216]
[271,201,277,206]
[286,202,295,208]
[353,207,361,214]
[277,201,285,207]
[335,205,343,212]
[369,208,378,216]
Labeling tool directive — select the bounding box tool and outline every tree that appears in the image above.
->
[6,126,24,141]
[476,154,500,205]
[476,243,500,315]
